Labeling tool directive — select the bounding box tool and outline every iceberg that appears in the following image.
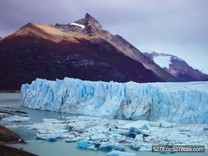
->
[21,78,208,124]
[77,140,96,150]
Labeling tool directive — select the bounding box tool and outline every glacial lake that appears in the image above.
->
[0,93,207,156]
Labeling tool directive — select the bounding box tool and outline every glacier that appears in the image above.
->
[21,78,208,124]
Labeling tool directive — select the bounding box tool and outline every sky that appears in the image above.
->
[0,0,208,73]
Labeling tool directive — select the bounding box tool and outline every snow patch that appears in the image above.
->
[70,22,85,29]
[153,55,171,69]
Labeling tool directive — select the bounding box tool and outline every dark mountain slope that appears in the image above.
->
[0,14,177,90]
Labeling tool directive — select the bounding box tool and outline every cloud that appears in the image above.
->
[0,0,208,73]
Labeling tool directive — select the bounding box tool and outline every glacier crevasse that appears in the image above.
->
[21,78,208,123]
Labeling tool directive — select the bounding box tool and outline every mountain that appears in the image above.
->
[0,13,177,90]
[145,52,208,81]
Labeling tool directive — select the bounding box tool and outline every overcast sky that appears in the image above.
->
[0,0,208,73]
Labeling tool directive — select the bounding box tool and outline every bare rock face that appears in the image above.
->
[0,124,25,144]
[0,13,177,90]
[0,144,37,156]
[0,119,36,156]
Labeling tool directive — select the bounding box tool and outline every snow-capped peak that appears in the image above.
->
[70,22,85,29]
[144,51,208,81]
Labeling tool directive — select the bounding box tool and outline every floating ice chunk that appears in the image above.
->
[99,142,113,151]
[114,145,125,151]
[0,112,9,119]
[134,134,144,142]
[65,137,81,143]
[128,127,142,138]
[36,129,68,141]
[204,127,208,131]
[2,115,30,122]
[157,121,175,128]
[27,118,69,142]
[107,150,136,156]
[36,133,64,142]
[129,141,142,150]
[77,140,96,150]
[140,124,148,130]
[167,133,189,142]
[141,129,150,137]
[139,143,152,151]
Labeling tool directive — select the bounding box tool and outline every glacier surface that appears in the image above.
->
[21,78,208,124]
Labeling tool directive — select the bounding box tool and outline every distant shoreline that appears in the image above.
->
[0,90,20,93]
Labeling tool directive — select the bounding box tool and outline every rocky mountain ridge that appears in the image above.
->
[145,52,208,81]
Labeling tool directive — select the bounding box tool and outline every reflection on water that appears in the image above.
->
[1,93,207,156]
[0,93,21,108]
[12,141,107,156]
